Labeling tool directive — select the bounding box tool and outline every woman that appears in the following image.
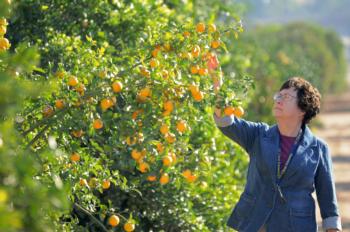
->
[209,57,342,232]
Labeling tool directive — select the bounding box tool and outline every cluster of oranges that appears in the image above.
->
[0,18,10,52]
[107,214,135,232]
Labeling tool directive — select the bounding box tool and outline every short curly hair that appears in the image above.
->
[280,77,321,124]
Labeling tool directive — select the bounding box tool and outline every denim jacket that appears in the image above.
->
[213,113,342,232]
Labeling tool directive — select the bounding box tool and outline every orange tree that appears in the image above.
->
[0,1,69,231]
[8,0,254,231]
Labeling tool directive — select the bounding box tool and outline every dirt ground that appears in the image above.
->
[314,78,350,231]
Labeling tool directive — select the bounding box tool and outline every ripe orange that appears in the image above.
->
[224,106,235,116]
[160,173,170,185]
[0,38,10,50]
[183,31,190,38]
[112,81,123,93]
[162,156,173,167]
[0,26,7,36]
[55,99,64,109]
[208,23,217,33]
[147,175,157,182]
[192,91,204,102]
[75,83,85,96]
[68,76,78,87]
[163,100,173,112]
[191,45,200,58]
[233,106,244,117]
[151,48,160,57]
[139,87,151,97]
[102,179,111,190]
[165,133,176,143]
[182,169,192,178]
[190,65,199,74]
[150,58,159,68]
[100,98,113,111]
[160,124,169,135]
[188,84,199,94]
[42,105,54,118]
[108,215,120,227]
[139,162,149,173]
[93,119,103,129]
[0,18,8,26]
[156,142,164,153]
[211,40,221,49]
[79,178,88,187]
[72,129,84,138]
[176,120,187,133]
[70,153,80,162]
[131,149,142,160]
[140,67,150,78]
[187,174,198,183]
[198,68,208,76]
[124,222,135,232]
[196,22,206,33]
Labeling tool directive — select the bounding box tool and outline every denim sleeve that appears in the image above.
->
[213,113,264,154]
[315,143,342,231]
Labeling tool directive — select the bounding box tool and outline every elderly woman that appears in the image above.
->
[211,64,342,231]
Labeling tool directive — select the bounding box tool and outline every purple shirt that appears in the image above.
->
[279,134,296,170]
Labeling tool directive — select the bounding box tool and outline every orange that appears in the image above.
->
[42,105,54,118]
[161,69,169,78]
[160,173,170,185]
[196,22,206,33]
[150,58,159,68]
[140,67,150,78]
[131,149,142,160]
[75,83,85,96]
[112,81,123,93]
[162,110,171,117]
[192,91,204,102]
[191,45,200,58]
[233,106,244,117]
[156,142,164,153]
[139,162,149,173]
[79,178,88,187]
[0,18,8,26]
[0,26,6,36]
[182,169,192,178]
[170,152,177,164]
[139,87,151,97]
[72,129,84,138]
[176,120,187,133]
[183,31,190,38]
[190,65,199,74]
[224,106,235,116]
[187,174,198,183]
[162,156,173,167]
[163,100,173,112]
[55,99,64,110]
[208,23,217,33]
[165,133,176,144]
[160,124,169,135]
[100,98,113,111]
[93,119,103,129]
[124,222,135,232]
[188,84,199,94]
[151,48,160,57]
[198,68,208,76]
[211,40,221,49]
[108,215,120,227]
[68,76,78,87]
[102,179,111,190]
[163,43,171,52]
[0,38,10,50]
[147,175,157,182]
[88,178,98,188]
[70,153,80,162]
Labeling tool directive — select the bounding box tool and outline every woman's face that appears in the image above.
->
[272,87,305,121]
